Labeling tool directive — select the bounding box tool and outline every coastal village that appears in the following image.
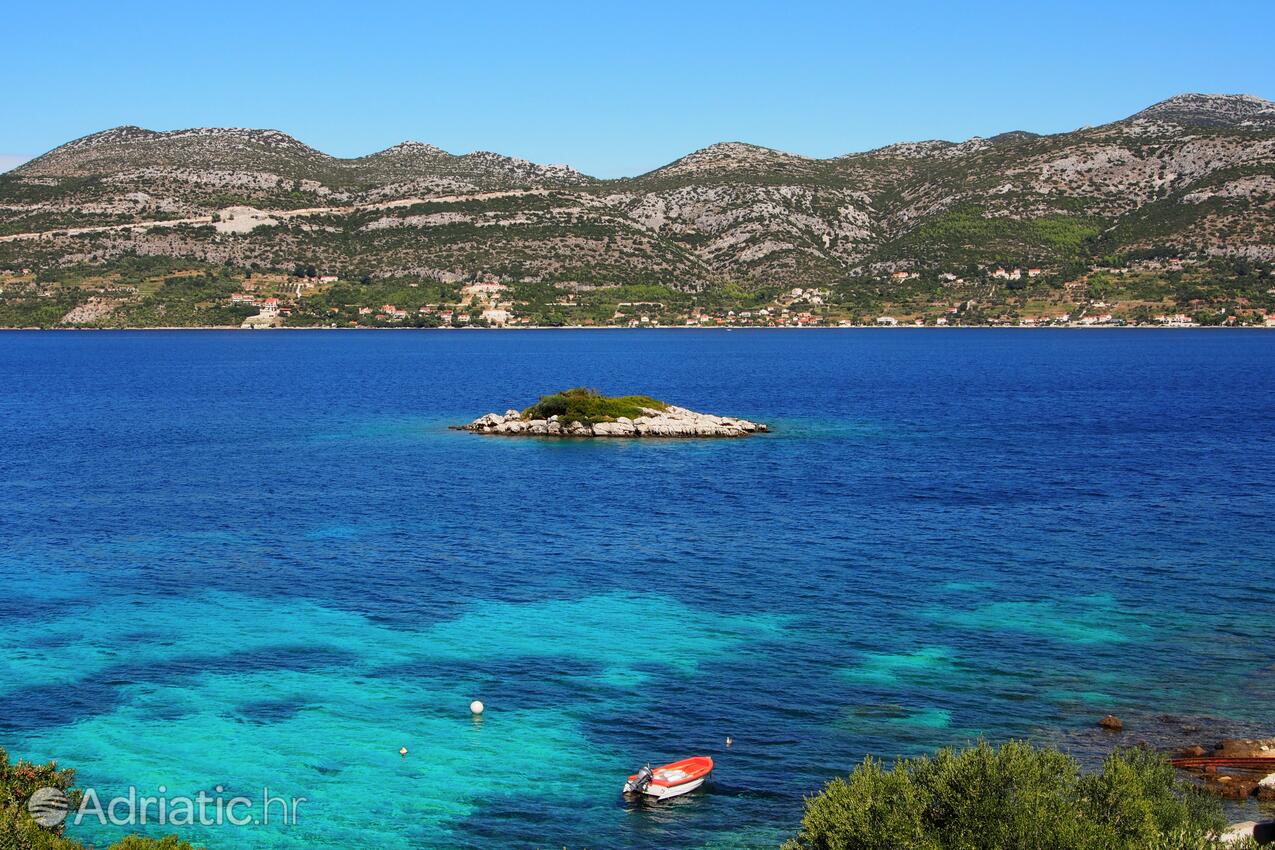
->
[3,254,1274,329]
[215,255,1275,329]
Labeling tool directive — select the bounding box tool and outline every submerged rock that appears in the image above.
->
[1098,714,1124,731]
[1214,775,1261,799]
[454,403,768,438]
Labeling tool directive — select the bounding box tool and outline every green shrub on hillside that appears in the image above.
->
[2,747,82,850]
[784,741,1234,850]
[877,206,1102,266]
[523,387,668,424]
[1,748,199,850]
[105,838,201,850]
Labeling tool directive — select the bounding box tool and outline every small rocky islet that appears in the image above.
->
[455,388,768,438]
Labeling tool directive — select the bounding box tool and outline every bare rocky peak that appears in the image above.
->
[652,142,813,177]
[16,126,591,188]
[57,125,161,150]
[353,143,587,184]
[166,127,319,150]
[853,130,1037,161]
[361,140,448,159]
[852,140,957,160]
[457,151,589,183]
[1130,93,1275,129]
[59,125,318,153]
[843,137,997,164]
[18,125,332,178]
[988,130,1042,144]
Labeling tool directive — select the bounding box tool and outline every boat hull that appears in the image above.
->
[640,774,708,800]
[624,755,714,800]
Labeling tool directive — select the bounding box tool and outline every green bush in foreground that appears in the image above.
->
[1,748,199,850]
[784,741,1239,850]
[523,387,668,424]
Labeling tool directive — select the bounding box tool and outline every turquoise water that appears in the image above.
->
[1,329,1273,848]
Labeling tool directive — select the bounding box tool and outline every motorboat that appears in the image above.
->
[623,755,713,800]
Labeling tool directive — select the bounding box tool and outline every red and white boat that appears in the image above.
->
[623,756,714,800]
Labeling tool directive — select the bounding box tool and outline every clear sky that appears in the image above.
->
[3,0,1273,177]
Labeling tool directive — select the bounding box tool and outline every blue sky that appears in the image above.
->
[3,0,1273,177]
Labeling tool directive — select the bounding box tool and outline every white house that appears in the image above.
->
[481,307,510,325]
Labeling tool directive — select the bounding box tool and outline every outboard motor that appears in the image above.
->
[624,763,654,794]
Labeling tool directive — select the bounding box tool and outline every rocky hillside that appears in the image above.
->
[1,93,1272,327]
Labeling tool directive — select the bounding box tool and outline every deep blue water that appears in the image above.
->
[1,329,1273,849]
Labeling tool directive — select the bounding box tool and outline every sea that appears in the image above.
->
[0,329,1272,849]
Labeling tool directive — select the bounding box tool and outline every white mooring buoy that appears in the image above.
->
[470,700,485,716]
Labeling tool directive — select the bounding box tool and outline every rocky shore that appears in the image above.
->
[456,404,768,438]
[1076,716,1275,844]
[1177,737,1275,802]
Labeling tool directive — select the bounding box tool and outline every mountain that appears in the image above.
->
[1128,93,1275,129]
[1,94,1273,328]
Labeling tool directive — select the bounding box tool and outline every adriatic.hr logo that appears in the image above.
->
[28,785,307,828]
